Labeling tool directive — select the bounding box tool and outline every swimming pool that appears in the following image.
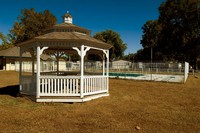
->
[108,73,184,83]
[109,72,144,77]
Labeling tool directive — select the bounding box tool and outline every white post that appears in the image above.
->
[106,50,109,93]
[102,54,105,76]
[32,54,35,75]
[73,45,90,98]
[36,46,41,98]
[56,56,59,75]
[31,50,35,92]
[80,45,84,98]
[19,48,22,92]
[31,49,35,71]
[184,62,189,83]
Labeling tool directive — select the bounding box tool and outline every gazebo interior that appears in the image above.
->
[18,12,112,102]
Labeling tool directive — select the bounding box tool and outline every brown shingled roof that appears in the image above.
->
[0,47,31,57]
[36,32,112,49]
[18,32,112,50]
[52,23,91,35]
[0,47,54,61]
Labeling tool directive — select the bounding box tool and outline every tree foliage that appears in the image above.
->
[9,8,57,44]
[158,0,199,62]
[0,32,13,50]
[93,30,127,60]
[138,0,200,67]
[141,20,161,49]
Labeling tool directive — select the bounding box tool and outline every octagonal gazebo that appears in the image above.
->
[18,12,112,102]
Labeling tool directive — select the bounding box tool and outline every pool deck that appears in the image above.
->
[110,74,184,83]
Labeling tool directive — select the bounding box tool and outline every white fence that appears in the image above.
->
[83,76,108,96]
[38,75,108,97]
[40,76,80,96]
[20,74,108,98]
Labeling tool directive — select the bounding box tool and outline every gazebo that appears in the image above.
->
[18,12,112,102]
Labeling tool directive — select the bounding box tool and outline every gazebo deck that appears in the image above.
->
[36,93,109,102]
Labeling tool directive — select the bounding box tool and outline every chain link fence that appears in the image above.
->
[84,61,189,83]
[110,62,184,74]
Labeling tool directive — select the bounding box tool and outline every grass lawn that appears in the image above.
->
[0,71,200,132]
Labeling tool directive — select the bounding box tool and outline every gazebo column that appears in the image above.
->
[73,45,90,98]
[103,50,109,93]
[80,45,84,98]
[36,46,40,98]
[106,50,109,93]
[19,48,23,92]
[56,57,59,75]
[102,54,105,76]
[106,50,109,77]
[30,49,35,79]
[36,46,48,98]
[30,49,35,93]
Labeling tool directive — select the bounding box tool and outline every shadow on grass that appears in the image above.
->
[0,85,20,97]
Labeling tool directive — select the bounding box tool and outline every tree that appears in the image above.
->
[0,32,13,50]
[9,8,57,44]
[141,20,161,49]
[140,20,162,61]
[138,0,200,66]
[93,30,127,60]
[158,0,200,65]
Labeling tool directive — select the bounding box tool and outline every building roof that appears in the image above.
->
[0,47,31,58]
[51,23,91,35]
[0,47,54,61]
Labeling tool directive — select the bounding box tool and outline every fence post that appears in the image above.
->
[184,62,189,83]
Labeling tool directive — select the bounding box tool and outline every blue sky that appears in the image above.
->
[0,0,165,54]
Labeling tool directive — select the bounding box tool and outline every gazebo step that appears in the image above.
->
[36,93,109,103]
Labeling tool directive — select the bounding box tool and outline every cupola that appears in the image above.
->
[62,11,73,24]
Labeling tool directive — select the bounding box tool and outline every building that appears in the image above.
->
[0,47,55,72]
[111,60,131,70]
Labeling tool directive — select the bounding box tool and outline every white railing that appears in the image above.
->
[83,76,108,96]
[21,75,36,95]
[40,76,80,96]
[39,75,108,97]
